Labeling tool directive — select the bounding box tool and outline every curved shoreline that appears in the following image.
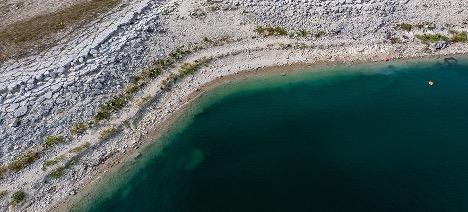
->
[52,53,468,211]
[52,59,325,212]
[3,0,468,210]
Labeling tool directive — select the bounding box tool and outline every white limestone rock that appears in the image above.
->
[14,105,28,118]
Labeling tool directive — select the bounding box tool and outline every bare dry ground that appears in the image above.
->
[0,0,120,62]
[0,0,85,28]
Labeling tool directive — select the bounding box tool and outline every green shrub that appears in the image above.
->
[178,63,200,78]
[271,26,288,36]
[415,34,449,43]
[48,167,64,179]
[0,165,6,178]
[69,143,91,153]
[255,26,288,37]
[70,122,88,135]
[45,158,79,180]
[94,94,128,123]
[42,160,58,171]
[8,151,39,172]
[178,58,210,78]
[397,23,413,31]
[44,136,65,148]
[156,59,172,67]
[314,31,326,38]
[161,74,179,90]
[254,26,266,34]
[203,37,212,42]
[297,29,309,37]
[123,82,140,96]
[130,75,142,84]
[161,58,210,90]
[170,47,189,60]
[42,155,65,171]
[390,37,402,44]
[94,106,111,123]
[99,127,118,140]
[141,68,161,80]
[450,31,467,43]
[0,190,6,199]
[11,190,26,205]
[108,95,127,110]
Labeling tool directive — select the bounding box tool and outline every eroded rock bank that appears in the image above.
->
[0,0,467,211]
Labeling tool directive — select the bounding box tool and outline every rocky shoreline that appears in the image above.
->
[1,0,468,211]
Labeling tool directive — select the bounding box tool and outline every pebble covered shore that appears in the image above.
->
[1,0,468,211]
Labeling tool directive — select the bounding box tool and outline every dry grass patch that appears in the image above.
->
[415,34,449,43]
[99,126,118,140]
[69,142,91,153]
[397,23,413,31]
[70,122,88,135]
[42,155,65,171]
[0,190,6,199]
[161,57,211,90]
[43,136,65,149]
[48,167,65,179]
[0,165,7,178]
[450,30,468,43]
[137,95,152,107]
[8,151,39,172]
[314,31,326,39]
[0,0,121,61]
[255,26,288,37]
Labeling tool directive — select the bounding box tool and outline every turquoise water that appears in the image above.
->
[79,57,468,212]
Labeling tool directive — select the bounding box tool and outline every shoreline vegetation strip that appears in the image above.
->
[0,38,220,181]
[395,22,468,44]
[2,22,468,200]
[3,22,468,178]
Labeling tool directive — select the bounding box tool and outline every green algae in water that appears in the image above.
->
[79,57,468,212]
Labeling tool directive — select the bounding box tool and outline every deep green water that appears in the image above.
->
[78,57,468,212]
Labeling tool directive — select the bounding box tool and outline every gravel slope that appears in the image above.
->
[0,0,467,211]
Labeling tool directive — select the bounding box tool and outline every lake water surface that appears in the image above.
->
[78,57,468,212]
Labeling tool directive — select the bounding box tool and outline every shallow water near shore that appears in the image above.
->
[77,57,468,212]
